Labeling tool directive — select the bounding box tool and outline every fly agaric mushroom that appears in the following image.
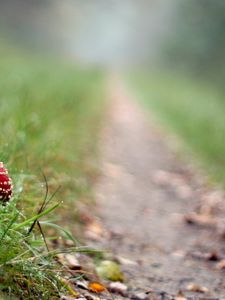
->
[0,162,13,203]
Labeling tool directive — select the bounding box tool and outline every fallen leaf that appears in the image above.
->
[153,170,192,200]
[56,253,82,272]
[186,283,209,293]
[176,184,193,199]
[116,256,138,266]
[171,250,185,258]
[190,250,220,262]
[175,290,187,300]
[96,260,124,281]
[206,251,220,261]
[184,213,217,227]
[152,170,171,186]
[60,278,79,297]
[220,230,225,240]
[200,190,224,216]
[88,282,106,293]
[75,280,89,290]
[216,259,225,269]
[65,254,81,270]
[85,220,107,241]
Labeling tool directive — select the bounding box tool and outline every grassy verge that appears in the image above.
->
[130,71,225,183]
[0,44,105,299]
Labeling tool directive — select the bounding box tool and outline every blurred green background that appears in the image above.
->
[1,0,225,190]
[1,1,225,297]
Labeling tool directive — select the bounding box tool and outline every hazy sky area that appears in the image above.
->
[56,0,177,66]
[0,0,178,66]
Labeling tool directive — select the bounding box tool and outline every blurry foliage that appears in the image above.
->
[0,42,105,299]
[133,1,225,185]
[164,0,225,80]
[131,71,225,183]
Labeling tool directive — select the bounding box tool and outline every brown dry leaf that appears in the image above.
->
[175,290,187,300]
[176,184,193,199]
[190,250,220,262]
[56,253,65,265]
[200,190,224,215]
[184,212,217,227]
[206,251,220,261]
[216,259,225,269]
[85,220,107,241]
[186,283,209,293]
[116,256,138,266]
[88,282,107,293]
[171,249,185,258]
[75,280,89,290]
[220,229,225,240]
[65,254,81,270]
[56,253,82,271]
[60,278,79,298]
[152,170,171,186]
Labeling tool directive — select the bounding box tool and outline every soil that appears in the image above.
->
[89,78,225,300]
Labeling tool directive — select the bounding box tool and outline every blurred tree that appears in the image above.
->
[0,0,60,50]
[164,0,225,79]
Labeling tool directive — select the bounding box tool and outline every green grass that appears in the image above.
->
[0,44,105,299]
[130,71,225,183]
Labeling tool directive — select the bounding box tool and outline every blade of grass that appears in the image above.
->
[40,221,80,246]
[37,221,49,252]
[0,212,20,243]
[13,202,60,230]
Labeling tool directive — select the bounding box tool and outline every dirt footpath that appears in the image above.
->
[92,79,225,299]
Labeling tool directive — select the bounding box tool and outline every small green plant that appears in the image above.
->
[0,163,71,298]
[0,164,101,299]
[0,199,61,298]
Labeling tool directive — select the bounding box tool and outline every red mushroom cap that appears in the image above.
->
[0,162,13,203]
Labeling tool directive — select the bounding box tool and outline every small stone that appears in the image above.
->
[130,292,150,300]
[108,281,128,296]
[216,259,225,269]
